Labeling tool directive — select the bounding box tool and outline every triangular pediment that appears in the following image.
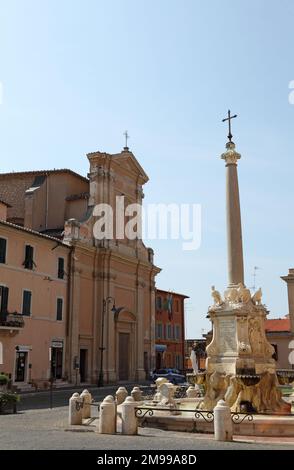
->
[112,151,149,183]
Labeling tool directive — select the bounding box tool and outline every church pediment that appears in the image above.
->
[116,309,137,323]
[112,151,149,184]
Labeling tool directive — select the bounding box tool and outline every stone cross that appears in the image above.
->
[124,130,130,150]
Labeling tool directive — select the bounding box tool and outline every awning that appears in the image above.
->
[155,344,167,352]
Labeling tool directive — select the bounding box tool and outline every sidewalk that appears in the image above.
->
[18,380,152,397]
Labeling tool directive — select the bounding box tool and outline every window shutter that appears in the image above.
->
[22,291,32,316]
[0,238,6,263]
[24,245,34,270]
[1,286,9,313]
[58,258,64,279]
[56,298,63,321]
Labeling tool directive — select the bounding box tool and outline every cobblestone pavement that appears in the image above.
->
[1,406,294,450]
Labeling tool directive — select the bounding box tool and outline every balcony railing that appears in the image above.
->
[0,312,25,328]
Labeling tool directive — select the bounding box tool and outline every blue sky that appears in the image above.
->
[1,0,294,337]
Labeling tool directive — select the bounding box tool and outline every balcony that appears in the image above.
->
[0,312,25,336]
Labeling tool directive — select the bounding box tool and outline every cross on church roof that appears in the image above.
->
[222,110,237,143]
[124,130,130,150]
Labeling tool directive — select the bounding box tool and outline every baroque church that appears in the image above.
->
[0,146,160,387]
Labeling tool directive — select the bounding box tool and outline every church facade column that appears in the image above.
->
[67,255,81,384]
[136,277,146,381]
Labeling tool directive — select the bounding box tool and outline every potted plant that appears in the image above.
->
[0,374,8,391]
[0,391,20,414]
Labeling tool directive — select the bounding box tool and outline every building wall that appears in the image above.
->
[0,223,69,385]
[0,171,89,230]
[267,333,294,369]
[155,289,187,371]
[65,198,89,222]
[0,202,7,221]
[0,174,36,224]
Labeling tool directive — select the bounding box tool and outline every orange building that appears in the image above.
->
[154,289,188,371]
[0,219,69,390]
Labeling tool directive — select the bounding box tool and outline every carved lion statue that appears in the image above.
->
[211,286,223,306]
[238,283,251,303]
[252,288,262,305]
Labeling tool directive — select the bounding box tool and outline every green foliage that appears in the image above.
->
[0,391,20,406]
[0,374,8,385]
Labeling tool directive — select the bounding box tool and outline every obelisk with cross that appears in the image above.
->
[221,110,244,287]
[199,111,290,414]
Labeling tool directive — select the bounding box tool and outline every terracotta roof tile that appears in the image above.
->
[0,169,88,183]
[0,220,70,247]
[265,318,290,332]
[0,199,11,207]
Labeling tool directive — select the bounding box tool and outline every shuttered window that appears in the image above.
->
[23,245,35,270]
[156,296,162,310]
[22,290,32,316]
[0,238,6,264]
[58,258,65,279]
[0,286,9,313]
[56,298,63,321]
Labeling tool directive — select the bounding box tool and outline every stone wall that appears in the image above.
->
[0,174,36,223]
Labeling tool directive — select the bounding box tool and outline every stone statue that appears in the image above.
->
[224,376,240,407]
[249,320,263,355]
[238,283,251,303]
[190,349,198,374]
[211,286,223,306]
[252,288,262,305]
[224,288,239,303]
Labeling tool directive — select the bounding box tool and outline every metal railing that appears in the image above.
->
[0,312,24,328]
[135,405,254,426]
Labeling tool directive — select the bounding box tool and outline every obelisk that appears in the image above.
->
[221,111,244,287]
[201,110,290,413]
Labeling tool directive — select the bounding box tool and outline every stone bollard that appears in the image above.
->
[121,396,138,435]
[115,386,128,405]
[98,395,116,434]
[213,400,233,441]
[69,392,83,425]
[80,389,92,419]
[131,386,142,402]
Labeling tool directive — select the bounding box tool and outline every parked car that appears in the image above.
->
[150,368,186,384]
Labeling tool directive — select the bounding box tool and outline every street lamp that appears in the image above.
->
[98,296,124,387]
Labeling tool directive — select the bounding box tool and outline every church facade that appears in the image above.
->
[0,147,160,387]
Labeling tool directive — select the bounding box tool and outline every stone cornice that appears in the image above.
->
[93,271,117,280]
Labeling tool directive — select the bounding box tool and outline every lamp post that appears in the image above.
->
[98,296,124,387]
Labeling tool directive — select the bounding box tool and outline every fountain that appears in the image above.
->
[135,115,294,436]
